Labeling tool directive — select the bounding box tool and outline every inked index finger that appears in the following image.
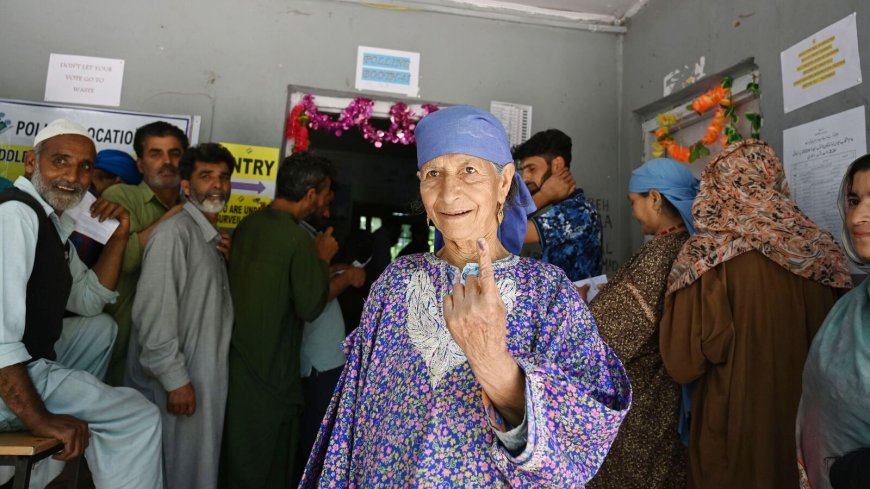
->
[476,238,496,293]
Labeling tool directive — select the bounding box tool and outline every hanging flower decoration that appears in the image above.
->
[653,77,763,163]
[286,94,439,152]
[285,104,309,153]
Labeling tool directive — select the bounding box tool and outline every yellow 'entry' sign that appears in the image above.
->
[218,142,279,230]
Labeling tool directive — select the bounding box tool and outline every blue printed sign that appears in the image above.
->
[356,46,420,97]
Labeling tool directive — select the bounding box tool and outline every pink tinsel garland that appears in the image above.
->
[290,94,438,150]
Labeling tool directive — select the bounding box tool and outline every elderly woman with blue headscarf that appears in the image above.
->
[586,158,698,489]
[300,106,630,487]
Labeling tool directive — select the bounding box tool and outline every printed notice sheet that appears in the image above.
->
[781,13,862,113]
[783,106,867,242]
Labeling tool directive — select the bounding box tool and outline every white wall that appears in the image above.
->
[0,0,623,263]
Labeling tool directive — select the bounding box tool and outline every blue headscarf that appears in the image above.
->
[96,149,142,185]
[415,106,536,254]
[628,157,699,234]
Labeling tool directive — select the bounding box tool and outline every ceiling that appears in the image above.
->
[337,0,650,32]
[452,0,647,23]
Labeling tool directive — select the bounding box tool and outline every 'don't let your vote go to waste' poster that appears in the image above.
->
[217,142,279,229]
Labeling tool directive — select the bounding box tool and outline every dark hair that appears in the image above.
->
[133,121,189,159]
[275,152,336,202]
[641,191,680,218]
[846,154,870,193]
[179,143,236,180]
[511,129,573,168]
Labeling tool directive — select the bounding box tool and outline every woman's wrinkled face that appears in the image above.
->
[418,154,513,243]
[846,169,870,259]
[628,192,657,235]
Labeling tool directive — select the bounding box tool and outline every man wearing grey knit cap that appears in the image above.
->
[0,119,163,488]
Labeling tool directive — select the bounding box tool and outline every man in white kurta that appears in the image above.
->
[126,144,234,489]
[0,119,163,489]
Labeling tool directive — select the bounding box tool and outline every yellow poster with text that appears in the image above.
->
[218,142,279,229]
[0,144,31,181]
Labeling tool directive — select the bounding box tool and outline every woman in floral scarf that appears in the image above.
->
[660,139,850,489]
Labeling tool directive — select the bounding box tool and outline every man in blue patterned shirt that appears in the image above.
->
[513,129,603,281]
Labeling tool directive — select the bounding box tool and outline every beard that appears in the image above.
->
[31,163,85,211]
[145,164,180,190]
[525,167,552,196]
[188,188,228,214]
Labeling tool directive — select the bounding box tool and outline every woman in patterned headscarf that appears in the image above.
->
[300,106,630,487]
[587,157,698,489]
[796,154,870,489]
[660,139,851,489]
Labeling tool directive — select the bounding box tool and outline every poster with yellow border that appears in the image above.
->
[218,142,279,229]
[0,98,197,182]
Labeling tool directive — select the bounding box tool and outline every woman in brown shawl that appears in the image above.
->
[588,157,699,488]
[660,139,851,489]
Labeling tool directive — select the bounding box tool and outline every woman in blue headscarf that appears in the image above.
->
[300,106,630,487]
[587,157,698,489]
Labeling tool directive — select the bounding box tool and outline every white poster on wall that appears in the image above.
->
[45,54,126,107]
[490,101,532,147]
[781,13,862,113]
[783,106,867,246]
[355,46,420,97]
[0,98,200,181]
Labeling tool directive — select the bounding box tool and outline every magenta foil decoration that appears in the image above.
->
[298,94,439,148]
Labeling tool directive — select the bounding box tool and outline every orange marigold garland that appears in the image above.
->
[653,77,762,163]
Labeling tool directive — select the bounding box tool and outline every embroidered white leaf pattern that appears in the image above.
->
[405,270,466,389]
[405,269,519,389]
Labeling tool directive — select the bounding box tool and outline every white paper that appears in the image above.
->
[781,13,862,113]
[490,101,533,147]
[783,106,867,243]
[573,274,608,302]
[355,46,420,97]
[66,192,120,245]
[45,54,125,107]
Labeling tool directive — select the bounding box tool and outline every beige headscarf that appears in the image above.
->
[667,139,851,293]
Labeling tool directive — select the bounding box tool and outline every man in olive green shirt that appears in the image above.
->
[101,121,189,386]
[222,152,338,489]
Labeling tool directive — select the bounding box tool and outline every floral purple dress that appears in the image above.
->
[300,253,631,487]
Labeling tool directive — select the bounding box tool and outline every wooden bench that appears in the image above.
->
[0,432,79,489]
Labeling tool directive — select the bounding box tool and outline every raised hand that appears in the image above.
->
[443,239,509,365]
[443,239,525,426]
[90,198,131,239]
[344,266,366,288]
[314,226,339,263]
[537,168,576,207]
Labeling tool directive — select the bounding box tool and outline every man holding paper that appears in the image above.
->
[0,119,163,488]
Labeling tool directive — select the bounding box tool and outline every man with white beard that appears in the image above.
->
[126,143,234,489]
[101,121,192,386]
[0,119,163,488]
